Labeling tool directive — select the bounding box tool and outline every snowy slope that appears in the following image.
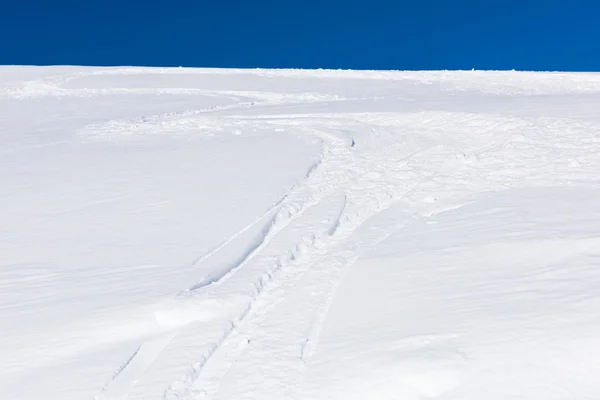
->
[1,67,600,400]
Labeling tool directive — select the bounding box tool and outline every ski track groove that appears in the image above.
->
[187,126,353,292]
[188,212,280,291]
[95,333,178,400]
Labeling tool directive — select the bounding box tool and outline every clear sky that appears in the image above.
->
[1,0,598,70]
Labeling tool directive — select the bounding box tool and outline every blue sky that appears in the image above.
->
[1,0,598,70]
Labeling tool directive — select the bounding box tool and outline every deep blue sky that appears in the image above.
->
[1,0,598,70]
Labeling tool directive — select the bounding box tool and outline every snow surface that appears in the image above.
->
[1,67,600,400]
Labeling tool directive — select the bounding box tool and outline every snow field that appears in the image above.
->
[1,67,600,399]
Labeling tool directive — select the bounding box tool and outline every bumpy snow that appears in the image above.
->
[2,67,600,400]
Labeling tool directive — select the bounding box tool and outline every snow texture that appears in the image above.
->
[1,67,600,400]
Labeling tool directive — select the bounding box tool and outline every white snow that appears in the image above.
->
[1,67,600,400]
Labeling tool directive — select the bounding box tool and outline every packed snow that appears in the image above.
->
[1,67,600,400]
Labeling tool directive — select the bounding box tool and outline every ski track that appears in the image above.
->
[23,71,600,400]
[165,130,442,400]
[87,82,361,399]
[106,109,599,399]
[189,197,285,269]
[96,332,177,400]
[163,112,600,400]
[93,119,358,400]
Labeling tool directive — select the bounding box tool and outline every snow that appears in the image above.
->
[303,188,600,400]
[1,67,600,400]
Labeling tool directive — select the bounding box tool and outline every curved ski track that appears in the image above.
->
[78,80,600,400]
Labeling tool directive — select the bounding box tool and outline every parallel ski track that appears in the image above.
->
[160,117,445,400]
[163,111,600,400]
[95,111,498,399]
[91,91,600,399]
[93,112,358,400]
